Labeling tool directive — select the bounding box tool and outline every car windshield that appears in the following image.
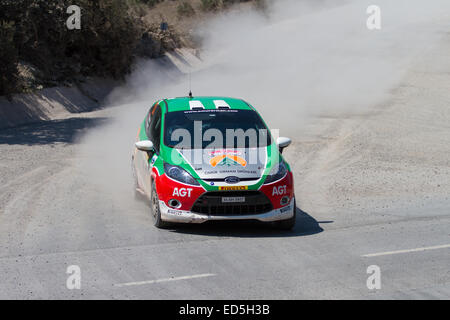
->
[164,109,271,149]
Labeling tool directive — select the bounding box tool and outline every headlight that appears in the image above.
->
[164,163,200,186]
[264,162,287,184]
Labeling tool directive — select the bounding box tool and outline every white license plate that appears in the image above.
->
[222,197,245,203]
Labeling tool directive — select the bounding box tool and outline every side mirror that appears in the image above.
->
[276,137,291,153]
[135,140,154,152]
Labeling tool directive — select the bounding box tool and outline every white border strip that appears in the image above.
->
[362,244,450,257]
[114,273,216,287]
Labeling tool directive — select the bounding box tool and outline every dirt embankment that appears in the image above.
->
[0,46,203,130]
[0,79,117,130]
[0,0,259,129]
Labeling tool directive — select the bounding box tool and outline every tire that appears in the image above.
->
[273,199,296,230]
[150,181,170,228]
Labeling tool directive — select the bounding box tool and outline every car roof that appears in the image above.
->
[162,96,254,113]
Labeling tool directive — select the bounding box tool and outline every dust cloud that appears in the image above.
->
[76,0,450,200]
[109,0,450,132]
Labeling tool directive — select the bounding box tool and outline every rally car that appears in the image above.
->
[131,96,296,229]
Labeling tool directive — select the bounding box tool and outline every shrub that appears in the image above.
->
[201,0,221,11]
[135,0,164,7]
[201,0,254,11]
[0,21,19,97]
[177,2,196,17]
[0,0,141,95]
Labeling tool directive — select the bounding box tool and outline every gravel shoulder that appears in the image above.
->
[287,34,450,229]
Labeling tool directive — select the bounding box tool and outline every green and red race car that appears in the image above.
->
[131,96,296,229]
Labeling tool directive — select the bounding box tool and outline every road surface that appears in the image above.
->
[0,38,449,300]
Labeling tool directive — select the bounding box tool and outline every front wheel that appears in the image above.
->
[273,199,296,230]
[150,181,170,228]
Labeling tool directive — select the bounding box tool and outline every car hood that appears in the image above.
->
[176,148,268,180]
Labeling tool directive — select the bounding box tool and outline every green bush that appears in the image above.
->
[135,0,164,7]
[201,0,254,11]
[0,0,141,95]
[0,21,19,97]
[177,2,196,17]
[201,0,221,11]
[0,0,253,96]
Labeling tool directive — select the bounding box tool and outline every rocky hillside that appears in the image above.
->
[0,0,262,98]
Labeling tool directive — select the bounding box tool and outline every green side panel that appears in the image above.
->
[152,155,164,175]
[138,120,147,140]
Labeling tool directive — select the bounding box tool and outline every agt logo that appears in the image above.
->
[272,185,287,196]
[173,188,193,197]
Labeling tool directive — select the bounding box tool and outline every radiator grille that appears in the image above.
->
[191,191,273,216]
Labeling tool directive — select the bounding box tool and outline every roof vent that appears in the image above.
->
[213,100,230,109]
[189,100,204,110]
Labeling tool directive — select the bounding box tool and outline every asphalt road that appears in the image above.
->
[0,42,449,300]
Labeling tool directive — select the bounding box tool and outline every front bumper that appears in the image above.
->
[159,198,295,224]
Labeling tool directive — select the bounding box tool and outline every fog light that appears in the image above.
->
[168,199,181,208]
[280,196,290,206]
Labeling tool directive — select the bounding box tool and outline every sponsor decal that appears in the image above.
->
[208,149,241,156]
[219,186,248,191]
[185,109,238,114]
[209,150,247,168]
[173,187,193,197]
[272,185,287,196]
[210,155,247,167]
[280,205,292,213]
[150,155,157,166]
